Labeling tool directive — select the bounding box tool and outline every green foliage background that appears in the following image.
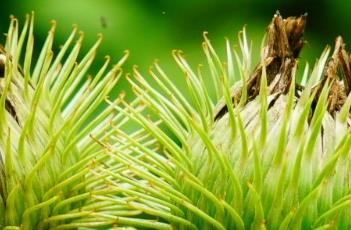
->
[0,0,350,100]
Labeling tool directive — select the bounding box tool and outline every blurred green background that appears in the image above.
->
[0,0,350,101]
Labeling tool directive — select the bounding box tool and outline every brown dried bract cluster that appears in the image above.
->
[215,12,307,119]
[216,12,351,120]
[313,37,351,114]
[263,12,306,59]
[248,12,307,100]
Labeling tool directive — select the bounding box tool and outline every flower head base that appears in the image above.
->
[108,13,351,229]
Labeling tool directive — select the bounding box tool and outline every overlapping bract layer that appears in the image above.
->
[1,12,351,230]
[107,14,351,229]
[0,13,149,229]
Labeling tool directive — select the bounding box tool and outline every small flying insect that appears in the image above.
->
[100,16,107,29]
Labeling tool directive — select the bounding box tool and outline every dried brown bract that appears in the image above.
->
[312,36,351,114]
[215,12,307,120]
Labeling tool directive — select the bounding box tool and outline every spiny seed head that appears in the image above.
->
[2,12,351,230]
[108,13,351,229]
[0,13,140,229]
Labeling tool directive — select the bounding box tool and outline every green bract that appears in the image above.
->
[1,12,351,230]
[108,14,351,229]
[0,13,153,229]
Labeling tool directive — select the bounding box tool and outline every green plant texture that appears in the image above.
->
[1,12,351,230]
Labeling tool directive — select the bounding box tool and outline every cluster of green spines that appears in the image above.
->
[109,28,351,230]
[0,13,163,229]
[1,13,351,230]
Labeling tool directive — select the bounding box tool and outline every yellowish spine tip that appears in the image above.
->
[87,75,93,82]
[104,55,111,62]
[118,91,126,100]
[171,49,178,57]
[203,31,209,39]
[13,18,18,27]
[24,14,30,22]
[97,32,103,41]
[148,65,154,73]
[77,31,84,43]
[114,50,129,68]
[50,20,57,33]
[50,19,56,26]
[123,49,130,57]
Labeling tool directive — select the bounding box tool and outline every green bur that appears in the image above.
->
[0,13,145,229]
[110,13,351,229]
[2,12,351,230]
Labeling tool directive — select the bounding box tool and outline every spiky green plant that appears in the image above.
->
[0,13,170,229]
[102,13,351,229]
[2,11,351,230]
